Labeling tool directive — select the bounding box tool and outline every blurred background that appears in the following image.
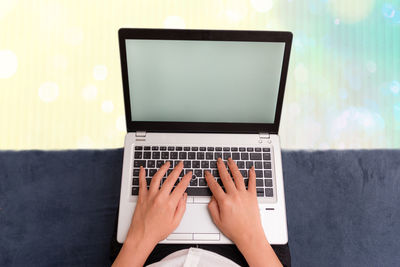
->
[0,0,399,150]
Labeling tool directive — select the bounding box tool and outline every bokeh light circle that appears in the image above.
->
[101,100,114,113]
[82,84,98,101]
[0,50,18,78]
[93,65,108,80]
[38,82,59,102]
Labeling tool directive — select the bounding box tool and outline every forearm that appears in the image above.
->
[236,235,282,267]
[112,236,155,267]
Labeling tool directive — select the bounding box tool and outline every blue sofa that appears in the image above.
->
[1,149,399,266]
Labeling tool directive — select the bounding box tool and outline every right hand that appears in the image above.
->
[204,158,265,247]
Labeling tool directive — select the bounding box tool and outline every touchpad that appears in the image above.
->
[174,203,219,234]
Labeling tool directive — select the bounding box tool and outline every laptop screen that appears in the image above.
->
[125,39,285,124]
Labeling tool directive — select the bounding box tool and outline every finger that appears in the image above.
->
[217,158,236,193]
[204,170,225,201]
[172,193,187,227]
[149,161,170,194]
[160,161,184,194]
[248,166,256,194]
[138,166,147,197]
[208,196,221,227]
[170,171,192,204]
[227,158,245,191]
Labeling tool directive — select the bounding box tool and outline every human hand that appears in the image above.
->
[127,161,191,246]
[113,161,191,267]
[205,158,264,247]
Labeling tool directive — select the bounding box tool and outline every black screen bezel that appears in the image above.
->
[119,28,292,134]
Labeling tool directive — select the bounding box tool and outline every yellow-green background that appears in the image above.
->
[1,0,399,150]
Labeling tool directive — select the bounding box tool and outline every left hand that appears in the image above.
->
[127,161,191,245]
[113,161,192,267]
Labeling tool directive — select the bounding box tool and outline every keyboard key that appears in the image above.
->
[256,179,263,187]
[247,147,254,152]
[237,161,245,169]
[174,160,180,167]
[223,147,230,151]
[186,187,211,196]
[214,152,222,160]
[263,147,271,152]
[156,160,164,168]
[201,161,209,168]
[152,152,160,159]
[133,168,140,176]
[179,152,187,159]
[152,146,159,151]
[264,179,273,187]
[212,169,219,177]
[144,146,150,150]
[265,188,273,197]
[135,146,143,150]
[144,152,151,159]
[263,153,271,160]
[167,169,173,176]
[239,147,246,152]
[185,169,193,175]
[217,178,223,186]
[199,147,206,151]
[250,153,262,160]
[132,178,139,186]
[240,170,248,177]
[161,152,169,159]
[194,169,202,178]
[255,161,263,169]
[184,147,190,151]
[160,146,167,151]
[207,147,214,151]
[264,162,271,169]
[206,152,213,160]
[191,147,199,151]
[255,170,263,178]
[241,153,249,160]
[232,153,240,160]
[184,161,191,168]
[264,170,272,178]
[148,160,155,168]
[170,152,178,159]
[168,146,174,151]
[192,161,200,168]
[176,147,183,151]
[244,178,249,187]
[231,147,238,152]
[223,152,231,160]
[190,178,198,186]
[146,178,152,186]
[134,160,146,168]
[215,147,222,151]
[255,147,261,152]
[188,152,196,160]
[198,178,207,186]
[197,152,205,160]
[256,188,264,197]
[134,152,142,159]
[246,161,254,169]
[149,169,157,176]
[132,187,139,195]
[210,161,217,168]
[179,170,184,177]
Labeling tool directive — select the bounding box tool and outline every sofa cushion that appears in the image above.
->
[0,149,399,266]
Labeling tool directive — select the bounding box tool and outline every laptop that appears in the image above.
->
[117,28,292,245]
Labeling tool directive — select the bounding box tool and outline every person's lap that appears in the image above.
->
[110,237,291,267]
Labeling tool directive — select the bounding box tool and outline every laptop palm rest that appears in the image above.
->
[170,203,220,241]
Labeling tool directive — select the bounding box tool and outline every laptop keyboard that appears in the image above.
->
[131,145,274,198]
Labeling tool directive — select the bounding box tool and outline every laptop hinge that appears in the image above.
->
[135,131,146,137]
[259,132,270,139]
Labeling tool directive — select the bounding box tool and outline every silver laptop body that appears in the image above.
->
[117,28,292,245]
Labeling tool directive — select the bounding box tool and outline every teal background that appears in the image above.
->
[126,39,285,123]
